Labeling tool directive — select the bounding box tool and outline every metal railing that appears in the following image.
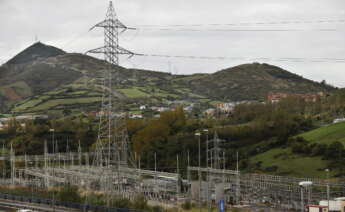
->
[0,193,144,212]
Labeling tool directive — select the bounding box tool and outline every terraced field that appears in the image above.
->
[12,86,102,113]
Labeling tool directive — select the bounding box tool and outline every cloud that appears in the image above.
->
[0,0,344,87]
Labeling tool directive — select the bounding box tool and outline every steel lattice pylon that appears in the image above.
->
[87,1,134,168]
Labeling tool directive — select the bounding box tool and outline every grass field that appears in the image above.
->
[12,85,103,113]
[21,97,101,112]
[13,99,43,112]
[300,121,345,145]
[250,148,333,178]
[118,87,150,98]
[209,101,225,106]
[13,96,51,112]
[119,87,179,99]
[249,122,345,178]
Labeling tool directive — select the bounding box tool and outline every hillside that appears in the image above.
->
[0,42,335,114]
[250,121,345,178]
[184,63,333,101]
[6,42,65,65]
[300,121,345,145]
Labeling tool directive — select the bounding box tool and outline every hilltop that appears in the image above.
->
[177,63,332,101]
[0,42,335,114]
[6,42,66,65]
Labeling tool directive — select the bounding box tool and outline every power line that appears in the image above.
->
[136,53,345,63]
[62,30,90,49]
[135,28,337,32]
[134,19,345,28]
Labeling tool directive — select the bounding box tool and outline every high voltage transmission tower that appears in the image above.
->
[87,1,134,167]
[208,131,225,169]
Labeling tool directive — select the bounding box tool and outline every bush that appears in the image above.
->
[112,196,132,208]
[57,185,81,203]
[265,166,278,172]
[132,195,149,210]
[181,200,192,210]
[151,205,164,212]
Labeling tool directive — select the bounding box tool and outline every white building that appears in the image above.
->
[319,198,345,212]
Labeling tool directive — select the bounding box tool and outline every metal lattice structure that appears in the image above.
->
[2,2,345,211]
[208,131,225,169]
[187,166,345,211]
[2,140,345,210]
[0,1,182,206]
[86,1,134,168]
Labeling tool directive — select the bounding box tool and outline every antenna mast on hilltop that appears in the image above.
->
[87,1,134,167]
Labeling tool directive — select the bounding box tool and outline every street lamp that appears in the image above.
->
[326,169,330,210]
[49,129,55,154]
[299,181,313,212]
[203,129,209,168]
[195,132,201,212]
[49,128,55,212]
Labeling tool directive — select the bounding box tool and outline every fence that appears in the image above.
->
[0,193,143,212]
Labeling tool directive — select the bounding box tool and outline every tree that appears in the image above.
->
[326,141,344,159]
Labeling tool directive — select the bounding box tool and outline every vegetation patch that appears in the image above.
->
[251,148,331,178]
[119,87,150,98]
[300,122,345,145]
[30,97,101,111]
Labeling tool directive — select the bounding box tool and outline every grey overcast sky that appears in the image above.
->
[0,0,344,87]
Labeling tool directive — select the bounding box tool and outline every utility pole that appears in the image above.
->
[177,155,180,196]
[44,140,49,188]
[2,142,5,180]
[236,151,240,205]
[326,169,330,210]
[187,150,190,180]
[203,129,211,212]
[138,155,141,193]
[49,129,55,154]
[10,143,14,185]
[300,187,304,212]
[222,152,225,183]
[154,152,157,192]
[195,132,201,212]
[78,140,82,167]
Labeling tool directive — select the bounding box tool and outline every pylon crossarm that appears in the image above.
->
[90,19,128,31]
[86,46,134,56]
[85,46,107,55]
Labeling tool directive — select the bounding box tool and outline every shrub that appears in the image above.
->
[181,200,192,210]
[57,185,81,203]
[132,195,149,210]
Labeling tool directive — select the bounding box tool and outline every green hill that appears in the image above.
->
[6,42,65,65]
[185,63,334,101]
[300,121,345,145]
[0,42,335,114]
[250,121,345,178]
